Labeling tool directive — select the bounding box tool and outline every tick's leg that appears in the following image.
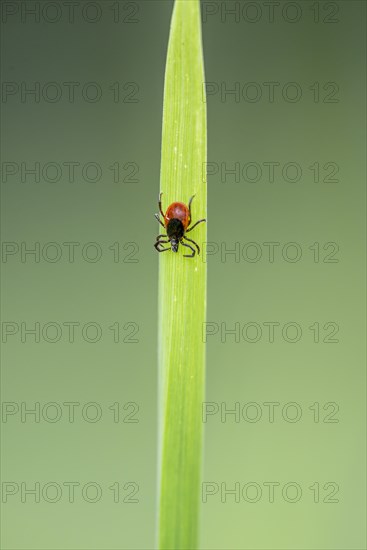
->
[158,193,165,218]
[186,218,206,232]
[155,234,167,240]
[154,239,170,252]
[155,213,165,228]
[183,235,200,255]
[181,240,196,258]
[187,194,196,226]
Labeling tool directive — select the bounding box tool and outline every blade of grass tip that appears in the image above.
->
[157,0,207,549]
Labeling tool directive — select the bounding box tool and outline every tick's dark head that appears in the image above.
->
[170,239,179,252]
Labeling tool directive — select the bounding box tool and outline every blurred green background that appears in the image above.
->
[1,0,365,548]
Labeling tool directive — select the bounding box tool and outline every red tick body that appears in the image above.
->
[164,202,190,231]
[154,193,206,258]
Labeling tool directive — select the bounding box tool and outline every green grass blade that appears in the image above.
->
[157,0,207,548]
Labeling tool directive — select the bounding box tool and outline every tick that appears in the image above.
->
[154,193,206,258]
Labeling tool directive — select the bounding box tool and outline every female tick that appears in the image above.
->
[154,193,206,258]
